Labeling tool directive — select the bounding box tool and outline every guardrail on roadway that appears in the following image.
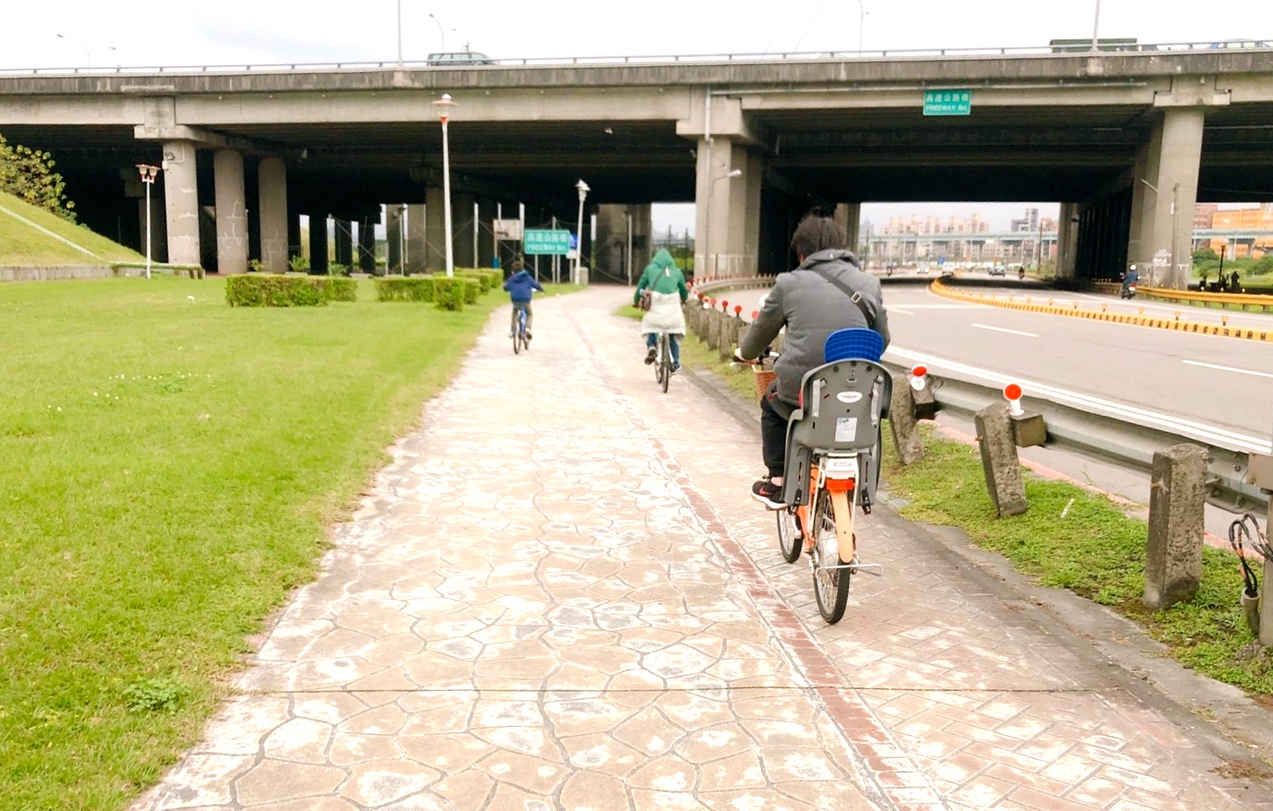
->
[688,275,1269,513]
[1138,285,1273,313]
[2,39,1269,76]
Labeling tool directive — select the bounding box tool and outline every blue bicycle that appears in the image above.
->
[512,305,530,355]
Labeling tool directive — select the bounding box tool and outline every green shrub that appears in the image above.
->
[458,268,502,293]
[225,274,330,307]
[375,276,435,302]
[329,262,349,277]
[433,277,467,311]
[288,255,309,273]
[461,278,481,305]
[323,277,357,302]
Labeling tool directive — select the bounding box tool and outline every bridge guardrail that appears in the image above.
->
[689,275,1269,512]
[2,40,1270,76]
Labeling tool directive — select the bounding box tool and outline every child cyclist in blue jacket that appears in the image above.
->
[503,261,545,339]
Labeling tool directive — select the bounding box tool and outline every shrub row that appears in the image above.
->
[225,274,354,307]
[374,273,489,311]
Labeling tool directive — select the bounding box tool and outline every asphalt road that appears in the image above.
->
[721,277,1273,453]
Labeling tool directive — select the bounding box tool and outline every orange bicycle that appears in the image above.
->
[770,329,891,624]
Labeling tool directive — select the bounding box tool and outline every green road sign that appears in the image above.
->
[524,229,572,255]
[923,89,972,116]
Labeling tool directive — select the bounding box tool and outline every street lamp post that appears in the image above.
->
[856,0,866,52]
[396,0,403,67]
[1090,0,1102,52]
[429,13,449,52]
[433,93,457,277]
[57,33,115,67]
[136,164,160,279]
[573,180,589,285]
[702,168,742,277]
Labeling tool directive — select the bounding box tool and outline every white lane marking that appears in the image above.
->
[891,309,914,316]
[972,323,1038,338]
[1183,360,1273,380]
[884,346,1272,454]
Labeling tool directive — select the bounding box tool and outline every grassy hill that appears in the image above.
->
[0,191,145,265]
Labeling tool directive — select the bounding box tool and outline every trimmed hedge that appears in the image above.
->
[375,276,435,302]
[226,274,329,307]
[433,277,467,311]
[457,268,501,293]
[461,278,481,305]
[325,277,358,302]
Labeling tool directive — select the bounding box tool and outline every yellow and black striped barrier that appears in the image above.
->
[929,279,1272,343]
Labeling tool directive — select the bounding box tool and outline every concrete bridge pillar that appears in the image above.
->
[1055,203,1079,280]
[213,150,248,274]
[309,213,329,274]
[258,157,289,273]
[1130,108,1205,289]
[358,213,378,274]
[405,204,426,273]
[162,140,201,267]
[333,219,354,269]
[477,199,497,268]
[424,187,446,271]
[835,203,863,258]
[695,137,760,277]
[387,205,405,273]
[453,193,476,268]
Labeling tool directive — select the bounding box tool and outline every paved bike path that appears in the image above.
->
[133,288,1273,811]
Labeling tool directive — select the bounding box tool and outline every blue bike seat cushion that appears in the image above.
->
[824,327,884,363]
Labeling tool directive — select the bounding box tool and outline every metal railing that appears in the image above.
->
[1,39,1269,77]
[691,276,1270,512]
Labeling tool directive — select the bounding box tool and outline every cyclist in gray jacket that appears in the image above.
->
[733,213,890,508]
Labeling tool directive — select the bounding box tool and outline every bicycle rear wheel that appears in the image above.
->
[777,508,801,564]
[513,323,522,354]
[810,487,850,624]
[659,334,671,393]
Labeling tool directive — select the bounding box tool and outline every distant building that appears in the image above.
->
[1208,204,1273,258]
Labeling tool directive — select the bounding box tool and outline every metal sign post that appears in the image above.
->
[135,164,160,279]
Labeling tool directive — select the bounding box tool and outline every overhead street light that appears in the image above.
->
[856,0,867,53]
[702,168,742,277]
[433,93,457,277]
[1090,0,1102,52]
[574,179,589,285]
[428,13,455,52]
[136,164,161,279]
[57,33,115,68]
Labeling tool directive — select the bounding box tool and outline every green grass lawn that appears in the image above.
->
[0,276,502,809]
[0,190,145,265]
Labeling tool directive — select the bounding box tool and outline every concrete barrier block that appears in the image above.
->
[974,403,1029,517]
[706,310,722,350]
[719,317,741,362]
[911,381,939,420]
[888,372,925,465]
[1144,443,1207,610]
[1010,411,1048,448]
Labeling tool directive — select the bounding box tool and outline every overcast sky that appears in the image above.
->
[5,1,1268,232]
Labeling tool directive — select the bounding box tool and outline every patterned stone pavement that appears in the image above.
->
[132,288,1273,811]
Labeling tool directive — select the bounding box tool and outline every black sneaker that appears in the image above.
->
[751,479,784,510]
[644,347,656,365]
[525,332,532,341]
[671,363,680,374]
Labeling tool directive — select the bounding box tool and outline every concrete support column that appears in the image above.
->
[835,203,863,258]
[1131,108,1205,289]
[257,157,288,273]
[424,187,447,271]
[476,199,497,267]
[162,140,201,267]
[308,213,329,274]
[452,193,476,268]
[212,150,248,274]
[387,205,405,274]
[334,219,354,269]
[1055,203,1079,280]
[695,137,761,277]
[405,204,426,273]
[358,214,378,274]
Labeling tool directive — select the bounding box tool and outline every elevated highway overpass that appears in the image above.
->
[1,44,1271,281]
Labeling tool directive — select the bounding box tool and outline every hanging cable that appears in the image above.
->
[1228,515,1261,598]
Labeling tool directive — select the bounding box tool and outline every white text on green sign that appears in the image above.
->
[923,90,972,116]
[524,229,572,255]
